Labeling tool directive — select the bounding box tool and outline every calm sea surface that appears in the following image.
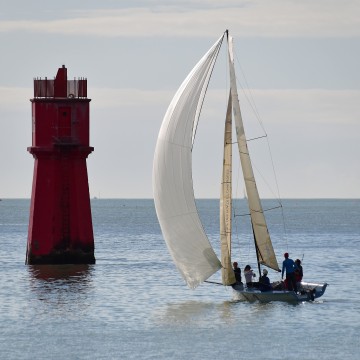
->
[0,199,359,359]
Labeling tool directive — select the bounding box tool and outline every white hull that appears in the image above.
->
[232,282,328,303]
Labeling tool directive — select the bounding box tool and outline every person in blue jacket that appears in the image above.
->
[282,252,298,292]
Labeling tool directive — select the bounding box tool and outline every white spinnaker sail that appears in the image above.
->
[153,35,224,288]
[228,36,280,271]
[220,93,236,285]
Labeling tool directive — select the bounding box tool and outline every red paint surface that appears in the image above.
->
[26,66,95,264]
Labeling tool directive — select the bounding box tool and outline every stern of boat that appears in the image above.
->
[300,282,328,300]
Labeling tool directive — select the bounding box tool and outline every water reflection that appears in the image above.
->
[155,300,243,327]
[28,264,92,283]
[27,265,94,316]
[157,301,217,326]
[155,296,303,329]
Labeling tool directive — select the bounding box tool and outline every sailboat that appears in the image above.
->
[152,30,327,303]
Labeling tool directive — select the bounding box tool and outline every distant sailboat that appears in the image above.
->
[153,31,327,302]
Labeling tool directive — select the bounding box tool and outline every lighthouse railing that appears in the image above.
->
[34,78,87,98]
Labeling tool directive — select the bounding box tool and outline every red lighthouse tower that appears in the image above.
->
[26,65,95,265]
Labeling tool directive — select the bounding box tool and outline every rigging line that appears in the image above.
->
[232,145,242,241]
[232,56,283,207]
[232,42,281,217]
[235,71,264,132]
[232,43,266,134]
[232,40,287,246]
[250,155,282,202]
[247,135,267,142]
[225,33,229,113]
[191,34,226,151]
[264,135,288,246]
[232,154,253,267]
[230,134,267,145]
[232,51,284,223]
[263,136,282,202]
[235,212,251,217]
[252,222,262,277]
[261,205,283,212]
[234,205,282,217]
[237,79,264,133]
[251,205,283,214]
[235,87,287,245]
[204,280,224,286]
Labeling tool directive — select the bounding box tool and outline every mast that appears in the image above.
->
[220,92,236,285]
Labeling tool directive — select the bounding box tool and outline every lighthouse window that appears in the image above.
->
[59,107,71,138]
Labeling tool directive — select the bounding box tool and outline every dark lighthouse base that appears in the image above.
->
[26,246,96,265]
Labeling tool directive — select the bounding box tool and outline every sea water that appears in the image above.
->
[0,199,359,359]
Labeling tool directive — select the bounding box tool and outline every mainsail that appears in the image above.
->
[227,35,280,271]
[153,34,225,288]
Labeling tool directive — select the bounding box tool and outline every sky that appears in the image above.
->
[0,0,359,199]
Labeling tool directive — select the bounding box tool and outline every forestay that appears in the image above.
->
[153,34,225,288]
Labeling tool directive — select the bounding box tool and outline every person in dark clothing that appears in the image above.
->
[295,259,303,282]
[282,252,297,292]
[233,262,242,284]
[259,269,272,292]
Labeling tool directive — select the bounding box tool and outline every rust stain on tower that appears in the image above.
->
[26,65,95,264]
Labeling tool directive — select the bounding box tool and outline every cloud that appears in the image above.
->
[237,89,360,125]
[0,87,33,107]
[199,89,360,130]
[1,85,358,198]
[0,1,360,38]
[1,87,358,126]
[89,88,170,109]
